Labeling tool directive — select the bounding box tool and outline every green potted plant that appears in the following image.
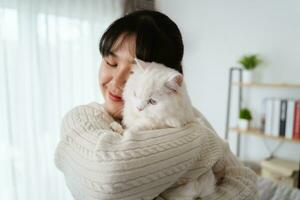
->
[239,54,262,83]
[238,108,252,131]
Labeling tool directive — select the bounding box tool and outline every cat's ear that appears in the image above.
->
[134,58,151,71]
[165,74,183,92]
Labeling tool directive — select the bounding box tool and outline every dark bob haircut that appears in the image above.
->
[99,10,184,74]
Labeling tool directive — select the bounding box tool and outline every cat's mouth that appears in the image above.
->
[108,91,123,102]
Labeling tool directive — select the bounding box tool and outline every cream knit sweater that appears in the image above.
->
[54,102,257,200]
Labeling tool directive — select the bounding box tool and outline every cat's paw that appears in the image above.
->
[121,126,142,141]
[109,122,124,134]
[165,118,182,128]
[127,126,142,134]
[121,129,135,141]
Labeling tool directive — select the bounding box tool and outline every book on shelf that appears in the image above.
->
[264,98,273,135]
[272,99,281,136]
[294,101,300,139]
[263,98,300,140]
[286,100,295,139]
[279,99,287,137]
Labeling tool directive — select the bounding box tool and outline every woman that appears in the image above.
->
[55,10,257,200]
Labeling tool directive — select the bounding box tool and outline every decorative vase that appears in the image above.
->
[242,70,253,84]
[238,119,250,131]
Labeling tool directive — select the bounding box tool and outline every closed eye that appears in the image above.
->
[105,60,117,67]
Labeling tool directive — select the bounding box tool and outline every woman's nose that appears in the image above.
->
[112,67,130,91]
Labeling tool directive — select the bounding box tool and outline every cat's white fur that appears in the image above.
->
[121,59,216,199]
[123,59,194,132]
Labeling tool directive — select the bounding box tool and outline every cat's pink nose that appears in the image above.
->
[137,107,143,111]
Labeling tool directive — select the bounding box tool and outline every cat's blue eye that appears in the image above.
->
[148,98,157,105]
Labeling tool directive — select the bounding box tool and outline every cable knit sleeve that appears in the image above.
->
[55,102,213,200]
[54,103,257,200]
[194,109,258,200]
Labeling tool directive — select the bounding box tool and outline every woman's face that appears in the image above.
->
[98,35,136,120]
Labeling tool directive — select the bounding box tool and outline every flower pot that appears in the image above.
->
[242,70,253,84]
[238,119,250,131]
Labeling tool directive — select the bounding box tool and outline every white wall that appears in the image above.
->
[156,0,300,162]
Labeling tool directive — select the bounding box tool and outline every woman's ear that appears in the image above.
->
[134,58,151,71]
[165,74,183,92]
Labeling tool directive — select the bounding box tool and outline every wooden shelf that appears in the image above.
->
[226,68,300,188]
[232,82,300,89]
[229,127,300,144]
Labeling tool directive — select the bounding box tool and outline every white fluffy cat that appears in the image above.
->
[119,58,216,199]
[122,59,194,132]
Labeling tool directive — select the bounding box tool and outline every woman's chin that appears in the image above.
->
[104,98,124,120]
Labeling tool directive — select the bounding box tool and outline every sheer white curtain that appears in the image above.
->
[0,0,123,199]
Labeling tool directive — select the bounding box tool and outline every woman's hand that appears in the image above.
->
[109,121,124,134]
[214,168,225,185]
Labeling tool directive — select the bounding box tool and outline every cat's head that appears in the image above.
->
[123,58,188,119]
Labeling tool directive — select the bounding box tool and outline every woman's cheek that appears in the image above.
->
[99,65,111,96]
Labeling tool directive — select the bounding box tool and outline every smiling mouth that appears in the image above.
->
[108,91,123,102]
